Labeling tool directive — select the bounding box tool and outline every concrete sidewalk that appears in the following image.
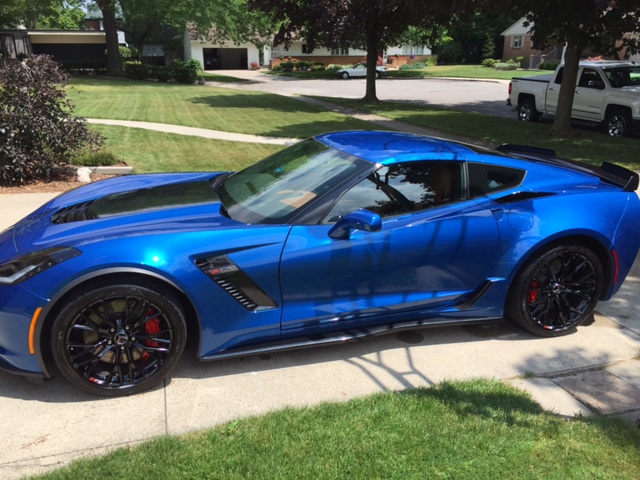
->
[1,191,639,480]
[1,108,639,477]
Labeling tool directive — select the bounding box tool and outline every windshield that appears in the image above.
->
[604,66,640,88]
[215,138,368,223]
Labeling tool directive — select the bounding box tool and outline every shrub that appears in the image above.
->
[539,61,561,71]
[482,58,497,68]
[399,62,427,70]
[171,65,197,84]
[279,61,295,71]
[71,148,120,167]
[493,62,518,70]
[172,59,202,72]
[123,61,147,80]
[148,64,172,82]
[437,42,463,65]
[0,55,103,185]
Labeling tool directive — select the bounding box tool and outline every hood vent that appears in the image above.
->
[51,201,97,224]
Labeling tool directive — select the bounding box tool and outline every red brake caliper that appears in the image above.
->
[142,309,161,361]
[528,280,540,304]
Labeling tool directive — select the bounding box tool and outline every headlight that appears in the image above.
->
[0,247,81,285]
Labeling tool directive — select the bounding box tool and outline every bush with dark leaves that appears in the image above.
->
[0,55,104,185]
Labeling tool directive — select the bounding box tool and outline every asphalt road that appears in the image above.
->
[216,70,515,119]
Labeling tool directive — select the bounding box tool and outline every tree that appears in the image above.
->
[94,0,122,75]
[37,0,86,30]
[249,0,467,101]
[0,55,103,185]
[508,0,640,136]
[1,0,68,29]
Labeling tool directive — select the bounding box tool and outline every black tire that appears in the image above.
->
[518,97,541,122]
[51,279,187,396]
[375,71,381,79]
[505,245,603,337]
[341,71,349,79]
[604,108,632,137]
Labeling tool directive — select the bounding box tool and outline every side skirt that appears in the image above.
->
[200,316,504,362]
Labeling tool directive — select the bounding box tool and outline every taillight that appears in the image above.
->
[508,82,512,95]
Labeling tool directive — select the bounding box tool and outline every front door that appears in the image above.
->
[279,161,501,332]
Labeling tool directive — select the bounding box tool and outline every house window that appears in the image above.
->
[512,35,523,48]
[302,44,308,54]
[331,47,349,55]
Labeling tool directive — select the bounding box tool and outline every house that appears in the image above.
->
[501,18,563,69]
[268,41,431,68]
[0,29,31,62]
[184,26,431,70]
[184,27,260,70]
[29,30,108,68]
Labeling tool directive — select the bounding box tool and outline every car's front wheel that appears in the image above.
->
[341,71,349,79]
[51,279,187,396]
[505,245,603,337]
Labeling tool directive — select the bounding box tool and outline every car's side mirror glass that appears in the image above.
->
[328,209,382,240]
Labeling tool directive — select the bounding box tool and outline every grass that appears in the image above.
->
[30,379,640,480]
[90,124,283,173]
[316,97,640,170]
[268,64,552,81]
[67,77,375,139]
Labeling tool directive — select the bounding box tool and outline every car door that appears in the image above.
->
[572,68,606,120]
[278,161,501,333]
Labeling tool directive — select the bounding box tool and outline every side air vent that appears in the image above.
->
[195,255,278,311]
[51,201,97,224]
[493,191,555,204]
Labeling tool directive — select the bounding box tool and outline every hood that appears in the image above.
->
[10,172,240,254]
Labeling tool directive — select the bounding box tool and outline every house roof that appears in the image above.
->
[501,17,531,36]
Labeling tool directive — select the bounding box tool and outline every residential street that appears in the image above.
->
[211,70,514,119]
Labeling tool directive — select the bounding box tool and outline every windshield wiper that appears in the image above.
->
[210,173,231,195]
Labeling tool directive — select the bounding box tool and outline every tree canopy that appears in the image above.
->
[508,0,640,136]
[249,0,470,101]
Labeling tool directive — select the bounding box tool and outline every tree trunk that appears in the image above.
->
[363,30,379,102]
[97,0,122,76]
[550,41,581,137]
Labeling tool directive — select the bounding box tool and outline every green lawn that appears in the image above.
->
[68,77,375,139]
[91,125,283,173]
[317,98,640,170]
[30,379,640,480]
[268,64,552,81]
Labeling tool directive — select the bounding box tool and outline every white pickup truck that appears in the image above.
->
[507,61,640,137]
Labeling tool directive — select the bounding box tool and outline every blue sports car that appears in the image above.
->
[1,131,639,396]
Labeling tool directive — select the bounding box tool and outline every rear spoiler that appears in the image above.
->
[496,144,639,192]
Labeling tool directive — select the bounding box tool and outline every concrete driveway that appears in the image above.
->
[1,190,639,480]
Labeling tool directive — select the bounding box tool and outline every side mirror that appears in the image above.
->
[328,209,382,240]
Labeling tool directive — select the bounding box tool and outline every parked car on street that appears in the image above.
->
[1,131,639,396]
[336,63,386,79]
[508,60,640,136]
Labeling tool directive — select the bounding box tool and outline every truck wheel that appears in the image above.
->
[605,109,632,137]
[518,98,541,122]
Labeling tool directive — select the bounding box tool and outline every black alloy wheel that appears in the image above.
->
[506,245,603,337]
[52,280,187,396]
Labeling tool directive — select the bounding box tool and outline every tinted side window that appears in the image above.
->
[554,67,564,85]
[325,161,462,221]
[468,163,525,197]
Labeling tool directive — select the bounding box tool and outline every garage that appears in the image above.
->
[202,48,248,70]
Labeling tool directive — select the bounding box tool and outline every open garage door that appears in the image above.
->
[203,48,248,70]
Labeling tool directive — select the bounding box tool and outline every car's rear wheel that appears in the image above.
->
[605,108,632,137]
[505,245,603,337]
[51,279,187,396]
[375,71,381,79]
[341,72,349,79]
[518,97,541,122]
